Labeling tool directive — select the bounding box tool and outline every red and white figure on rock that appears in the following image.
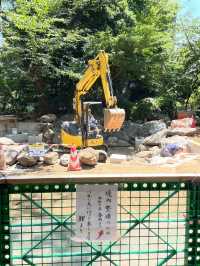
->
[68,145,81,171]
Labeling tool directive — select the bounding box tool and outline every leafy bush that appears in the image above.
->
[155,95,177,119]
[129,98,160,122]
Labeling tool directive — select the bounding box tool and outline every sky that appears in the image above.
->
[181,0,200,18]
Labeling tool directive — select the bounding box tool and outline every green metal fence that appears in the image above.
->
[0,180,200,265]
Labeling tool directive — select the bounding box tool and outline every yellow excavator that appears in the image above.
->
[61,51,125,148]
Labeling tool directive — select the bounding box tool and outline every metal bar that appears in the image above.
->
[13,248,185,259]
[119,204,176,252]
[158,250,177,266]
[22,193,61,223]
[185,182,200,265]
[0,185,10,266]
[10,217,187,228]
[4,173,200,185]
[8,182,190,265]
[103,189,178,254]
[22,192,114,265]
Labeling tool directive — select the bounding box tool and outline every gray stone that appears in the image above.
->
[43,152,59,165]
[107,137,119,146]
[39,123,54,131]
[141,120,167,137]
[135,137,145,150]
[96,150,107,162]
[112,130,130,142]
[43,128,55,144]
[124,121,143,138]
[117,139,130,147]
[40,114,57,123]
[17,153,38,167]
[137,144,148,152]
[52,132,61,144]
[143,129,168,146]
[167,127,199,137]
[5,149,19,166]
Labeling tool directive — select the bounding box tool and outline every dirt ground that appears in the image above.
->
[8,145,200,179]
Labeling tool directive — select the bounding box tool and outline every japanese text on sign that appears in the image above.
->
[76,184,117,242]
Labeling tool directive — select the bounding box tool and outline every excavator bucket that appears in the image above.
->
[104,108,125,131]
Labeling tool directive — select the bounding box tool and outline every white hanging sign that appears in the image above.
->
[75,184,117,242]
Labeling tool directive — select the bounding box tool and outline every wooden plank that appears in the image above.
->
[1,173,200,185]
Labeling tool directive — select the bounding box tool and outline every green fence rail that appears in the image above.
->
[0,178,200,265]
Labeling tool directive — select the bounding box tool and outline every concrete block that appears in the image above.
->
[18,122,41,134]
[110,154,127,163]
[5,133,29,143]
[28,134,43,144]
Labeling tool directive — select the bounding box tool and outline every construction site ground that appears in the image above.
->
[3,136,200,184]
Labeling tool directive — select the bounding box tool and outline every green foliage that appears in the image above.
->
[155,95,177,119]
[1,0,199,121]
[129,98,159,121]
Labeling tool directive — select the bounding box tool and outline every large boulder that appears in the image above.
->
[43,128,55,144]
[0,137,15,145]
[106,137,130,147]
[40,114,57,123]
[17,153,38,167]
[43,152,59,165]
[141,120,167,137]
[143,129,168,146]
[111,130,130,142]
[79,148,98,166]
[124,121,143,138]
[106,137,119,147]
[5,145,24,166]
[167,127,200,137]
[39,122,54,131]
[116,139,130,147]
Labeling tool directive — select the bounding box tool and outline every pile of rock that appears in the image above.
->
[105,120,167,147]
[39,114,57,144]
[133,122,200,161]
[0,135,108,170]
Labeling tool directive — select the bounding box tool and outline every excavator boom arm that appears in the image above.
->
[74,51,125,131]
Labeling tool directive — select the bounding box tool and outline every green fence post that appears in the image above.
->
[0,185,10,266]
[185,182,200,266]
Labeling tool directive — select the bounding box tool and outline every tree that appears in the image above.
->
[0,0,180,118]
